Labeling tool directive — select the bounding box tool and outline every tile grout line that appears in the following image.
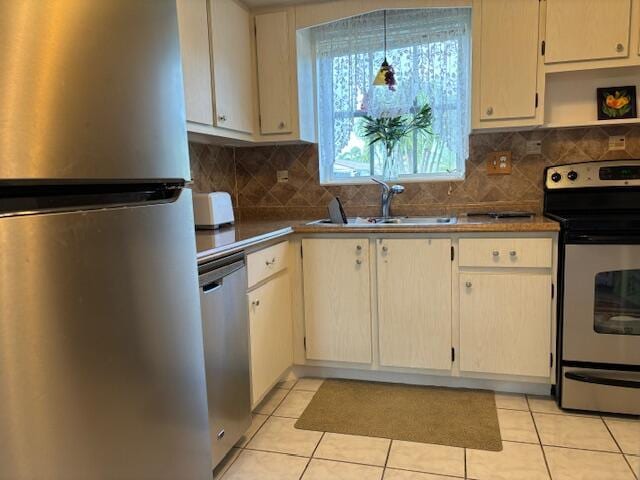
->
[601,416,637,478]
[464,448,467,479]
[381,438,393,479]
[600,417,624,454]
[298,431,325,480]
[527,394,554,480]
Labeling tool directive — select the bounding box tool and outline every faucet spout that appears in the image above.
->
[371,177,404,219]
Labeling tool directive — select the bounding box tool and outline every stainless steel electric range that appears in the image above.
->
[544,160,640,415]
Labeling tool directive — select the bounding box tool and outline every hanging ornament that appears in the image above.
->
[372,11,396,91]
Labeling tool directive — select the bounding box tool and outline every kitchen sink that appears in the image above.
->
[309,216,457,226]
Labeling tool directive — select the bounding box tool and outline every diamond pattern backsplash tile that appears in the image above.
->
[189,124,640,220]
[188,142,237,205]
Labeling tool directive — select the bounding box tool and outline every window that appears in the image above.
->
[311,8,471,184]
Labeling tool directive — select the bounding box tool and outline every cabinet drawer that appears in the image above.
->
[247,241,289,287]
[458,238,552,268]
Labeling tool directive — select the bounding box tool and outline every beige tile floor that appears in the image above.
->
[215,379,640,480]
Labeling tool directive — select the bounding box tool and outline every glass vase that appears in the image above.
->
[382,146,399,181]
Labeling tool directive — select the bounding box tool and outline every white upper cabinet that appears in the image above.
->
[255,11,293,135]
[302,238,372,364]
[377,239,452,371]
[545,0,632,64]
[209,0,254,134]
[176,0,254,136]
[176,0,214,126]
[472,0,542,128]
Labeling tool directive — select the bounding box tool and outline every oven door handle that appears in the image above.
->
[565,371,640,389]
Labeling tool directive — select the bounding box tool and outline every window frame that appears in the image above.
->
[313,11,469,186]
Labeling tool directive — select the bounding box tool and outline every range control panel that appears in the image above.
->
[545,160,640,189]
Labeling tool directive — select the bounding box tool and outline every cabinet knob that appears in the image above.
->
[382,246,388,253]
[486,106,494,116]
[492,250,500,257]
[265,257,276,266]
[251,299,260,307]
[465,281,472,288]
[616,43,624,52]
[355,259,362,265]
[510,250,517,257]
[278,121,285,129]
[217,114,227,122]
[356,245,362,251]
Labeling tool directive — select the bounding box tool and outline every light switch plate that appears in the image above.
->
[487,151,512,175]
[608,135,626,151]
[526,140,542,155]
[277,170,289,183]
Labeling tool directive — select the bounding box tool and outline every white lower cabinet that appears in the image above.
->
[302,238,372,363]
[459,272,551,378]
[248,271,292,407]
[297,234,555,383]
[377,239,452,370]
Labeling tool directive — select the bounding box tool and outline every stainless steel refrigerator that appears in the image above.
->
[0,1,212,479]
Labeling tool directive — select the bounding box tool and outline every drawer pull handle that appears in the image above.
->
[382,246,388,253]
[510,250,517,257]
[492,250,500,257]
[465,281,472,288]
[251,300,260,307]
[486,106,493,116]
[265,257,276,266]
[356,245,362,251]
[356,259,362,265]
[217,114,227,122]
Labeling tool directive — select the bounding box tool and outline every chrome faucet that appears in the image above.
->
[371,178,405,219]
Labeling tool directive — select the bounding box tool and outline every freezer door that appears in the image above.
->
[0,190,211,480]
[0,0,190,182]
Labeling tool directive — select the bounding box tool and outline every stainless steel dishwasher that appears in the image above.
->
[198,252,251,469]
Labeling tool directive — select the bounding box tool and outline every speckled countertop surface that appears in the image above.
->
[196,215,559,263]
[295,215,561,234]
[195,220,305,263]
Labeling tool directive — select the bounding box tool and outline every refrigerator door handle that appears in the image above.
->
[202,280,223,294]
[565,371,640,389]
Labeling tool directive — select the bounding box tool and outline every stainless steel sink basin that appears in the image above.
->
[308,216,457,226]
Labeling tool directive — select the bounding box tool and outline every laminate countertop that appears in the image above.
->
[196,215,560,263]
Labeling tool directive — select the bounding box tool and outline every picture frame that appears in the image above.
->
[596,86,637,121]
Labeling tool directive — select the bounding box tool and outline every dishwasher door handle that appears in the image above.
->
[202,280,222,294]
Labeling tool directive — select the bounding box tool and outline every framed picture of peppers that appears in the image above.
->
[596,86,637,121]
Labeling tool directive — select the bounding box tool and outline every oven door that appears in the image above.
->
[563,243,640,366]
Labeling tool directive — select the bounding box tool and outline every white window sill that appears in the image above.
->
[319,173,466,186]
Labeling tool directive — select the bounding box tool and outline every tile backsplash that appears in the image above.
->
[189,124,640,221]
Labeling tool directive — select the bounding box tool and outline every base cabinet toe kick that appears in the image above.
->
[286,232,559,390]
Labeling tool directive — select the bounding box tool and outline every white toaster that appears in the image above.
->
[192,192,234,229]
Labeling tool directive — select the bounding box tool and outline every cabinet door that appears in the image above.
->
[478,0,539,121]
[209,0,254,134]
[176,0,214,125]
[302,239,372,363]
[545,0,631,64]
[248,272,293,406]
[459,273,551,378]
[255,11,293,135]
[377,239,452,370]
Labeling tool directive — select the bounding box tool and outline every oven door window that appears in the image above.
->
[594,270,640,335]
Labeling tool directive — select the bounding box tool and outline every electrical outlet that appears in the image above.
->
[277,170,289,183]
[487,151,512,175]
[608,135,626,151]
[526,140,542,155]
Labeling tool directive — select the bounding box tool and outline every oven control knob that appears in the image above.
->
[551,172,562,183]
[567,170,578,181]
